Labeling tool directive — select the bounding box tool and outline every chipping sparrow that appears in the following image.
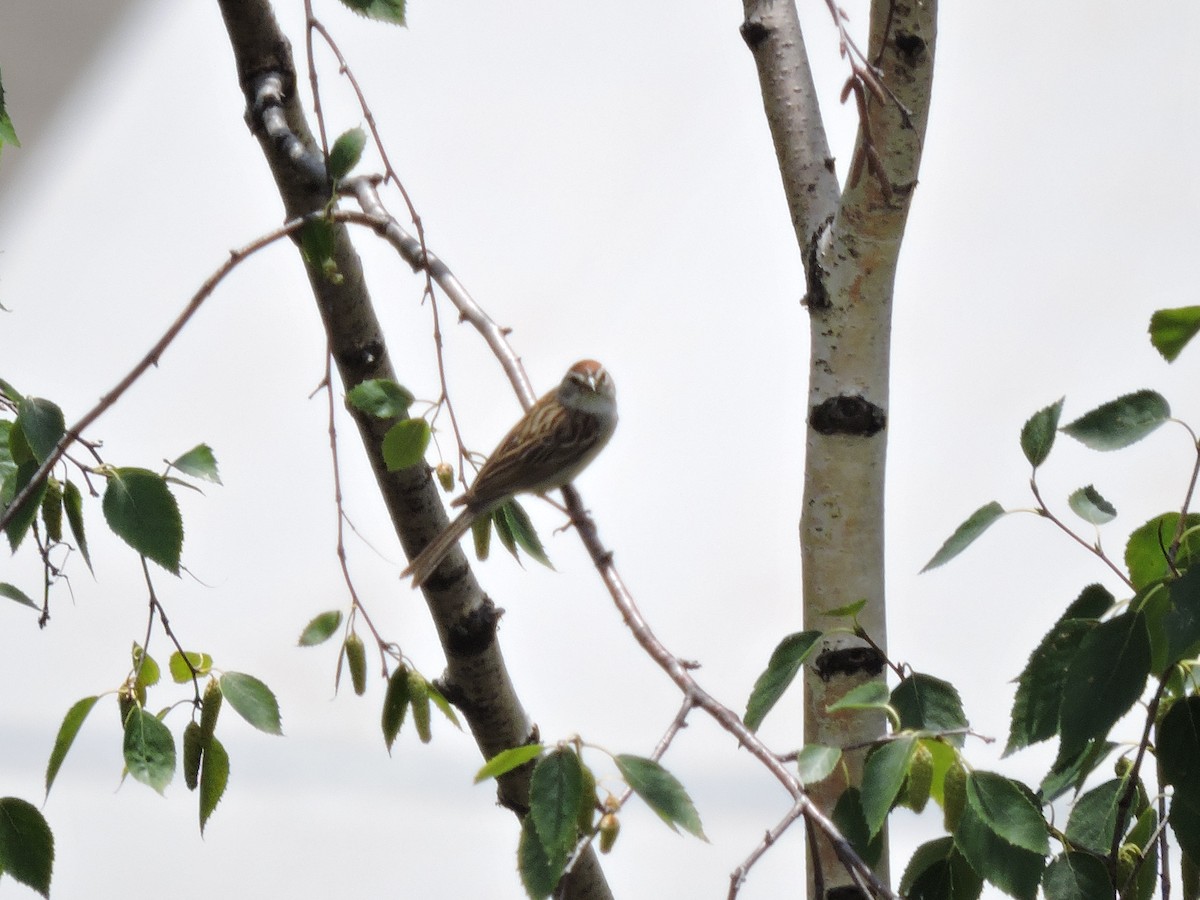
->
[402,359,618,587]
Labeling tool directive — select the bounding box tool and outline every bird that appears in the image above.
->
[402,359,618,588]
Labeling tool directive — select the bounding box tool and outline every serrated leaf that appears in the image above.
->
[16,397,64,464]
[826,680,892,714]
[796,744,842,785]
[427,682,461,729]
[1068,485,1117,525]
[492,504,517,555]
[199,734,229,834]
[1159,695,1200,798]
[831,788,883,868]
[922,501,1007,572]
[44,696,99,797]
[0,582,37,609]
[743,630,822,732]
[821,598,869,618]
[327,127,367,180]
[518,814,561,899]
[499,499,553,569]
[381,665,410,752]
[168,651,213,683]
[62,480,91,572]
[891,672,968,746]
[1150,306,1200,362]
[1162,566,1200,667]
[475,744,546,783]
[219,672,282,735]
[299,216,339,283]
[1062,390,1171,451]
[0,797,53,898]
[122,706,176,795]
[1042,851,1113,900]
[1021,397,1064,468]
[382,418,431,471]
[1059,610,1150,757]
[861,735,917,837]
[337,0,406,26]
[965,771,1048,855]
[407,670,431,743]
[4,460,47,552]
[1125,513,1200,589]
[614,754,706,840]
[298,610,342,646]
[346,379,414,418]
[1064,777,1125,854]
[0,421,15,481]
[1038,740,1118,804]
[899,837,981,900]
[102,467,183,573]
[170,444,221,484]
[529,749,585,862]
[956,790,1045,900]
[132,643,161,688]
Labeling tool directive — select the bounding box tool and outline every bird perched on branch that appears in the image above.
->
[402,359,617,588]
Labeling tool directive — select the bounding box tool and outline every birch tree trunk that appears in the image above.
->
[740,1,938,894]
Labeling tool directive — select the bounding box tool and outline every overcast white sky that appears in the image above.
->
[2,2,1200,898]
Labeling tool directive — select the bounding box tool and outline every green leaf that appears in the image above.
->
[170,444,221,485]
[426,682,461,729]
[0,421,15,481]
[492,504,517,555]
[168,651,213,683]
[337,0,406,26]
[381,665,410,752]
[614,754,706,840]
[298,610,342,646]
[1059,610,1151,757]
[122,706,176,795]
[922,501,1007,572]
[347,379,414,418]
[1126,513,1200,589]
[0,582,37,610]
[62,480,91,572]
[899,837,982,900]
[1006,616,1099,757]
[407,670,431,743]
[796,744,842,785]
[831,788,883,868]
[826,680,892,715]
[1020,397,1064,468]
[517,814,561,900]
[219,672,282,735]
[381,418,431,471]
[132,643,161,688]
[1038,740,1118,804]
[327,127,367,180]
[861,735,918,837]
[4,460,48,552]
[0,797,53,898]
[102,467,183,573]
[1126,806,1159,900]
[1162,566,1200,667]
[1149,306,1200,362]
[1159,695,1200,798]
[1062,390,1170,451]
[891,672,968,745]
[1064,777,1125,854]
[499,499,553,569]
[1042,852,1114,900]
[1068,485,1116,525]
[955,789,1046,900]
[16,397,65,464]
[529,749,585,863]
[965,771,1049,854]
[821,598,868,619]
[475,744,546,784]
[743,630,822,732]
[299,216,340,283]
[199,734,229,834]
[44,696,99,797]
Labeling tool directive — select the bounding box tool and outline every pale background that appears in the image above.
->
[2,2,1198,897]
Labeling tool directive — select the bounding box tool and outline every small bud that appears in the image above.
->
[117,684,137,727]
[182,721,203,791]
[598,813,620,854]
[904,743,934,813]
[436,462,455,492]
[942,758,967,833]
[200,678,223,745]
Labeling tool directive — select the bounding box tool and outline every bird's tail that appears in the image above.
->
[402,508,476,588]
